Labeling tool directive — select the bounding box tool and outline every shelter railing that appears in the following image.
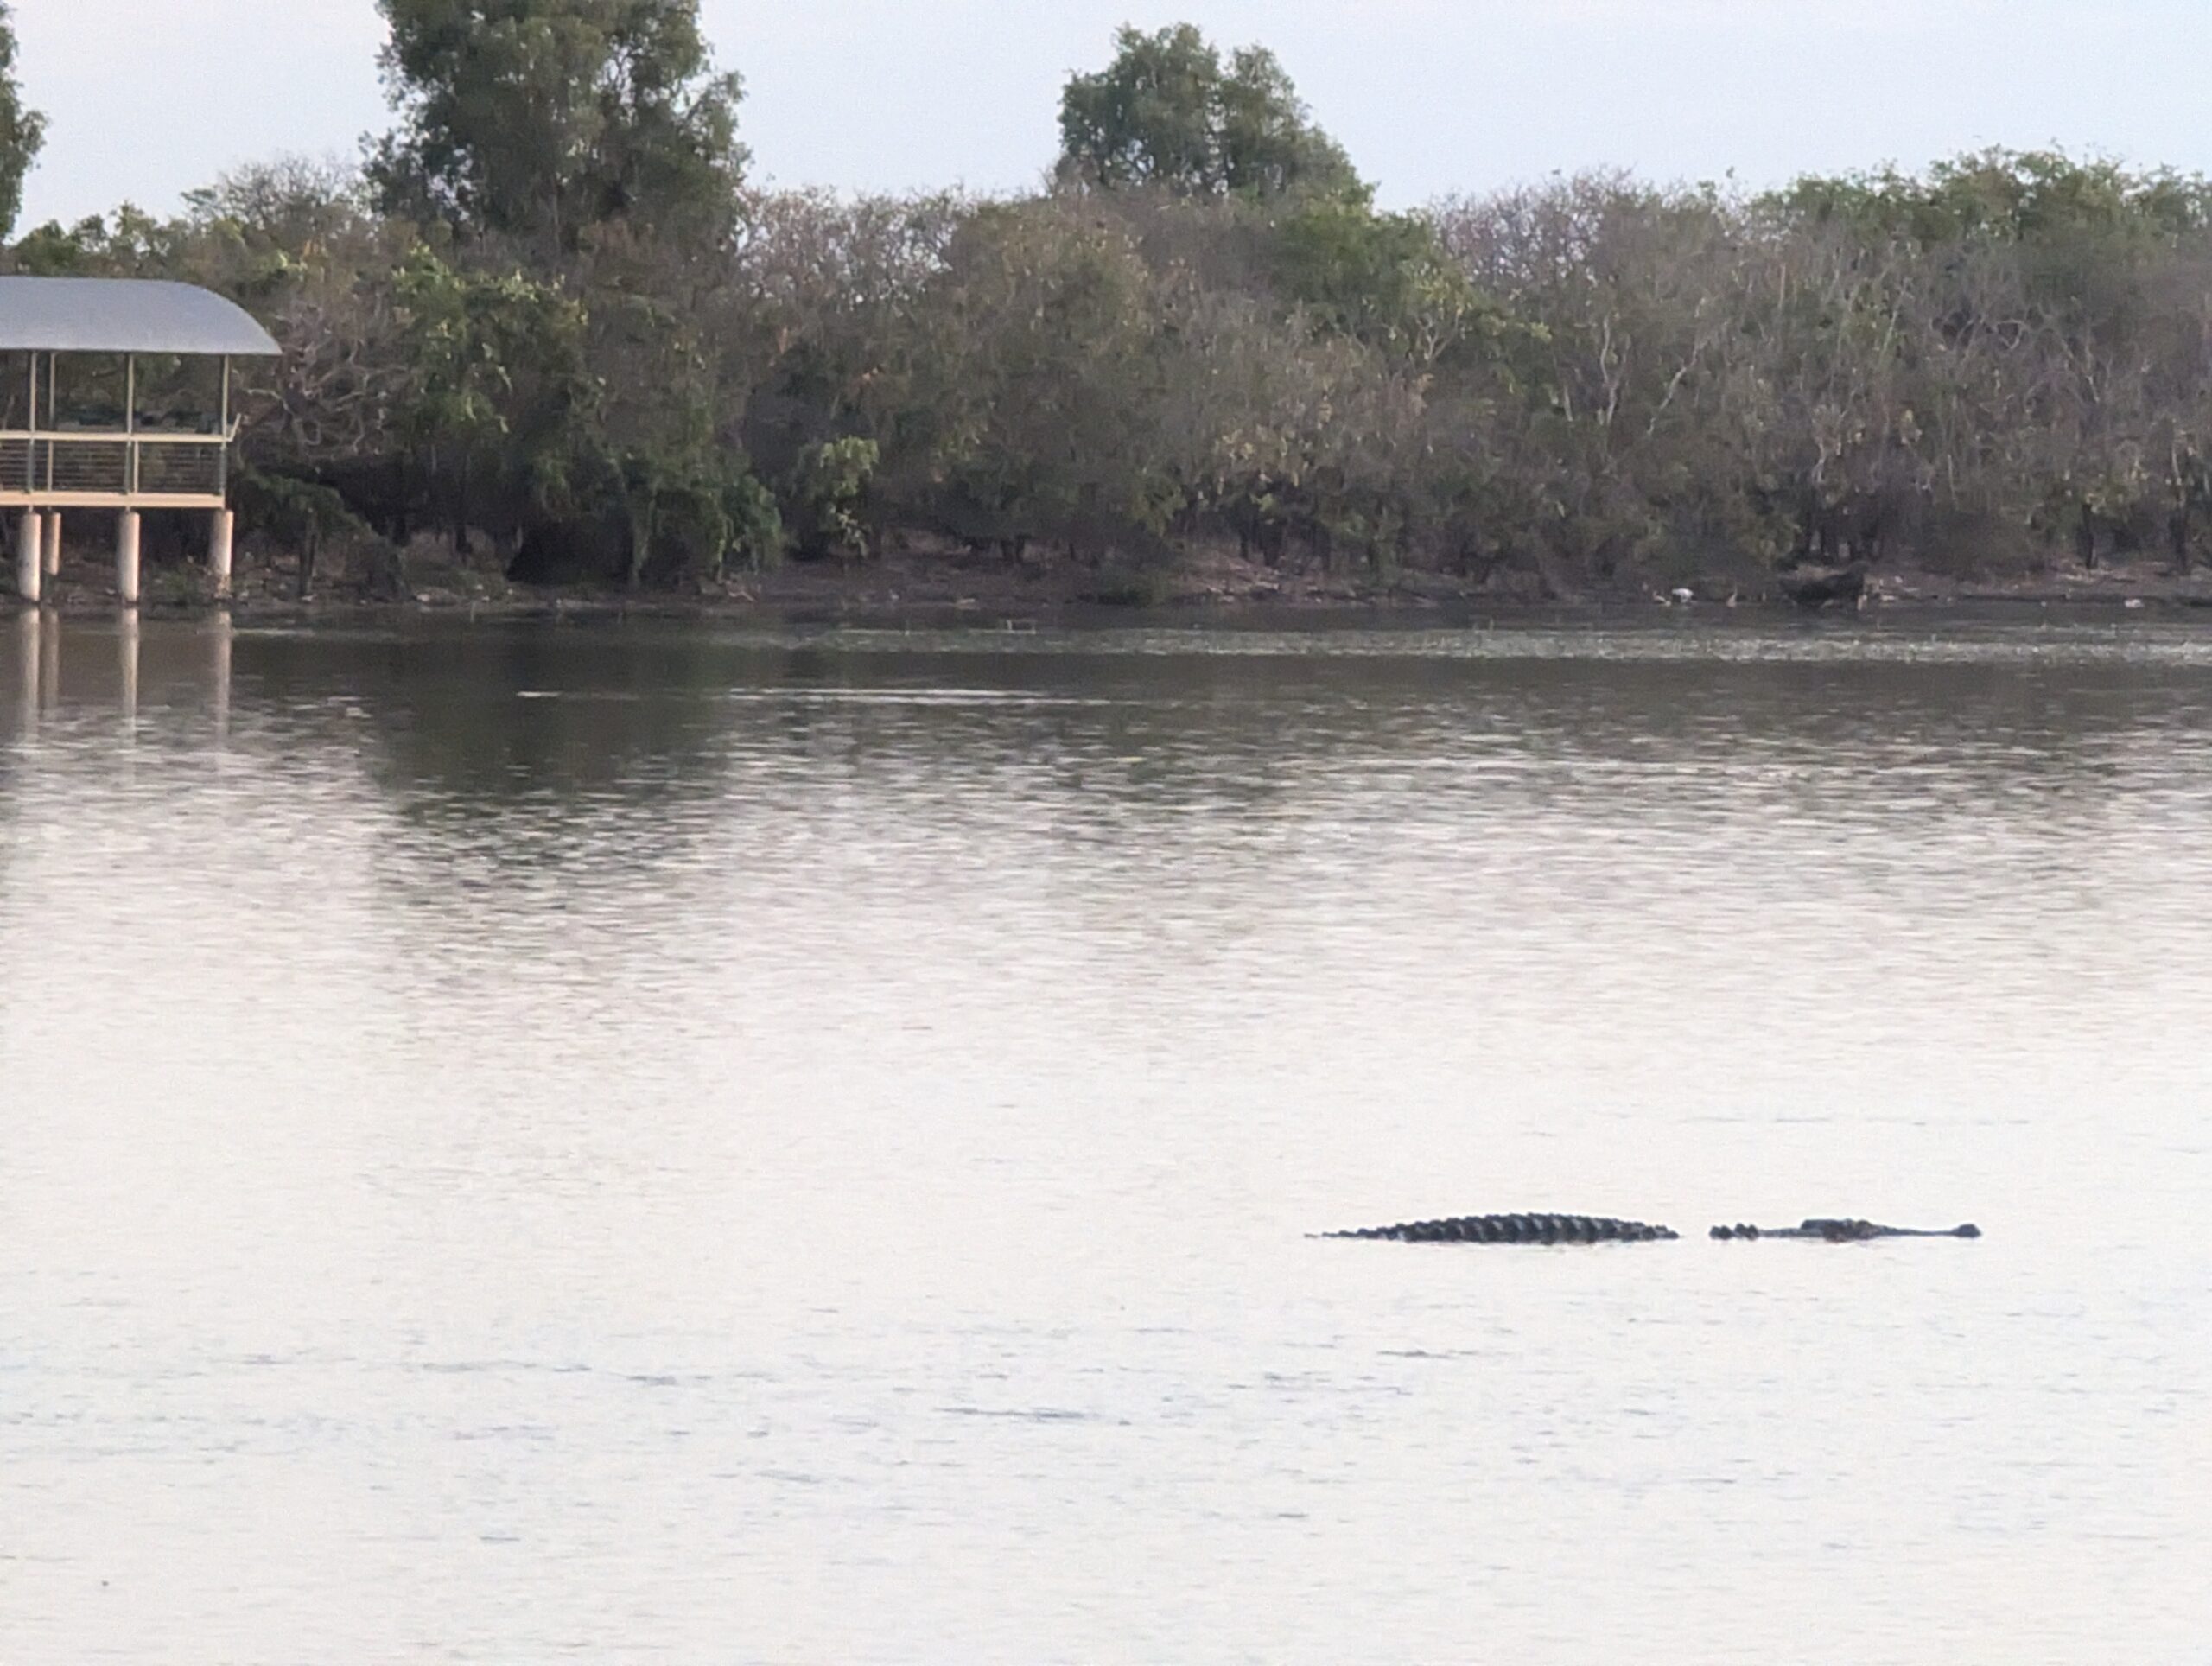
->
[0,427,233,505]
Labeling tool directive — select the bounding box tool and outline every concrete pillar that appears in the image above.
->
[41,511,61,578]
[209,509,235,601]
[16,512,42,604]
[116,511,141,608]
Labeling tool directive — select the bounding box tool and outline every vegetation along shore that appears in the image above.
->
[6,3,2212,613]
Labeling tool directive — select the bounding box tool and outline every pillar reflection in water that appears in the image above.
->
[9,614,238,729]
[38,605,58,712]
[118,612,141,730]
[12,607,36,738]
[208,616,233,741]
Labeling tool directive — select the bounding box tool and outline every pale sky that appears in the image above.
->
[14,0,2212,227]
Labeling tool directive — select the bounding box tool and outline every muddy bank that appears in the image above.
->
[12,535,2212,627]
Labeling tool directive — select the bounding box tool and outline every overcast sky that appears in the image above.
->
[15,0,2212,226]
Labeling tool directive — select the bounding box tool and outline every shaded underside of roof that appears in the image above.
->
[0,277,281,357]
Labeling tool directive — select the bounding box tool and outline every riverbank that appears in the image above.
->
[14,532,2212,626]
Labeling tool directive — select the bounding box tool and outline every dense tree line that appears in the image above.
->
[5,3,2212,595]
[0,1,41,239]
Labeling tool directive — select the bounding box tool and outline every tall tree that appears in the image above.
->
[1058,24,1359,201]
[0,0,45,239]
[371,0,747,248]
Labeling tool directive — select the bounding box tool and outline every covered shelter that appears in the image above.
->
[0,277,281,605]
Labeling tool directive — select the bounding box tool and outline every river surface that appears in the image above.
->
[2,613,2209,1663]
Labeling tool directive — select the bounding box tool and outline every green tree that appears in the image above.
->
[582,278,734,587]
[0,0,45,239]
[371,0,747,247]
[1058,24,1358,200]
[916,200,1181,554]
[1770,149,2212,251]
[1273,197,1488,366]
[392,248,594,549]
[787,436,878,559]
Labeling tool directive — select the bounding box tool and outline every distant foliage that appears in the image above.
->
[0,0,44,240]
[371,0,748,247]
[790,437,879,559]
[1058,24,1360,201]
[8,11,2212,595]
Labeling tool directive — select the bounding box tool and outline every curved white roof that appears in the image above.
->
[0,277,281,356]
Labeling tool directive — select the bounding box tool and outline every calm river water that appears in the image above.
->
[3,613,2209,1662]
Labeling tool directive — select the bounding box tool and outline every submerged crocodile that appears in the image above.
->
[1318,1213,1680,1243]
[1316,1212,1981,1244]
[1710,1218,1980,1241]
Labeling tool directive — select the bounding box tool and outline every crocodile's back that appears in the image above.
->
[1320,1213,1679,1243]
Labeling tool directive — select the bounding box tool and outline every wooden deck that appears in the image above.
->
[1,429,232,512]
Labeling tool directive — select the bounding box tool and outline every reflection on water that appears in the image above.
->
[7,608,227,739]
[3,616,2210,1661]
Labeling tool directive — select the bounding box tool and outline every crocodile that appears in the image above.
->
[1317,1213,1680,1244]
[1709,1218,1980,1241]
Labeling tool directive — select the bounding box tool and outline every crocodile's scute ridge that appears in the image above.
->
[1319,1213,1679,1244]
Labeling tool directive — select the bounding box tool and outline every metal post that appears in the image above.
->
[219,356,232,499]
[125,355,137,499]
